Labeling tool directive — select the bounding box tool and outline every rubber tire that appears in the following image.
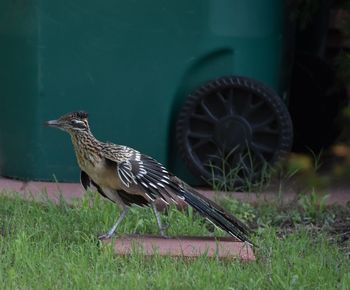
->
[176,75,293,186]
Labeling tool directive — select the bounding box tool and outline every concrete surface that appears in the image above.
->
[0,177,349,206]
[106,235,255,261]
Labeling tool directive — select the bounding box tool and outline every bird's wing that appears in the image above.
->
[104,148,183,204]
[101,143,182,203]
[80,170,91,190]
[102,145,252,243]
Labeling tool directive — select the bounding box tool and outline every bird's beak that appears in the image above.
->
[45,119,61,128]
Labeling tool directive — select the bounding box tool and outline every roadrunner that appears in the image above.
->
[46,111,252,244]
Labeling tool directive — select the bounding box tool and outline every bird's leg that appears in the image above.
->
[98,207,129,240]
[151,203,169,238]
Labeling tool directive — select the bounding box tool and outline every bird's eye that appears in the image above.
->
[71,119,85,128]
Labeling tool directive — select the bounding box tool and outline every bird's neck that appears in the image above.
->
[70,130,104,169]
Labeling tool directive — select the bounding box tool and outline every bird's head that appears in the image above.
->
[45,111,90,134]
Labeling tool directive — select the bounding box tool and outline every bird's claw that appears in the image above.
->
[159,224,170,238]
[160,233,170,239]
[98,233,112,241]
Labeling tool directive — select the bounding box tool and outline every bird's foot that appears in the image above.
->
[159,224,170,238]
[98,232,113,241]
[160,233,170,239]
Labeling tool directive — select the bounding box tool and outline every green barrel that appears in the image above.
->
[0,0,286,182]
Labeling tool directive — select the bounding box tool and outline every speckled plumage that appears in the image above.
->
[46,111,253,244]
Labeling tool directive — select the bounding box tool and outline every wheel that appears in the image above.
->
[176,76,293,188]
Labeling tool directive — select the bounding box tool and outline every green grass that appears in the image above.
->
[0,191,349,289]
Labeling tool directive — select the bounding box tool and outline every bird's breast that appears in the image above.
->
[75,151,121,190]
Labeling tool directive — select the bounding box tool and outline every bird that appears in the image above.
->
[46,111,253,245]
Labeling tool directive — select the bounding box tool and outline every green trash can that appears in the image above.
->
[0,0,293,184]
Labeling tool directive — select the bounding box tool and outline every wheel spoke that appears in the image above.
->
[251,115,275,131]
[216,91,226,105]
[191,113,216,124]
[248,100,265,115]
[200,100,218,121]
[216,90,236,115]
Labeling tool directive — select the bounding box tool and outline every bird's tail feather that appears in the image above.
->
[182,188,253,246]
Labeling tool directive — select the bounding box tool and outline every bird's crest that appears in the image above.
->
[68,111,88,119]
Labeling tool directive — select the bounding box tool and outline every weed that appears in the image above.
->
[206,146,274,192]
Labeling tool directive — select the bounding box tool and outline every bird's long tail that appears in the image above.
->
[181,187,253,246]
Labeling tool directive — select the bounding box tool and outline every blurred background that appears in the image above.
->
[0,0,349,189]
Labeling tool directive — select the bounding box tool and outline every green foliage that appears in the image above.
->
[215,196,256,223]
[297,189,329,220]
[0,192,349,289]
[207,148,274,193]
